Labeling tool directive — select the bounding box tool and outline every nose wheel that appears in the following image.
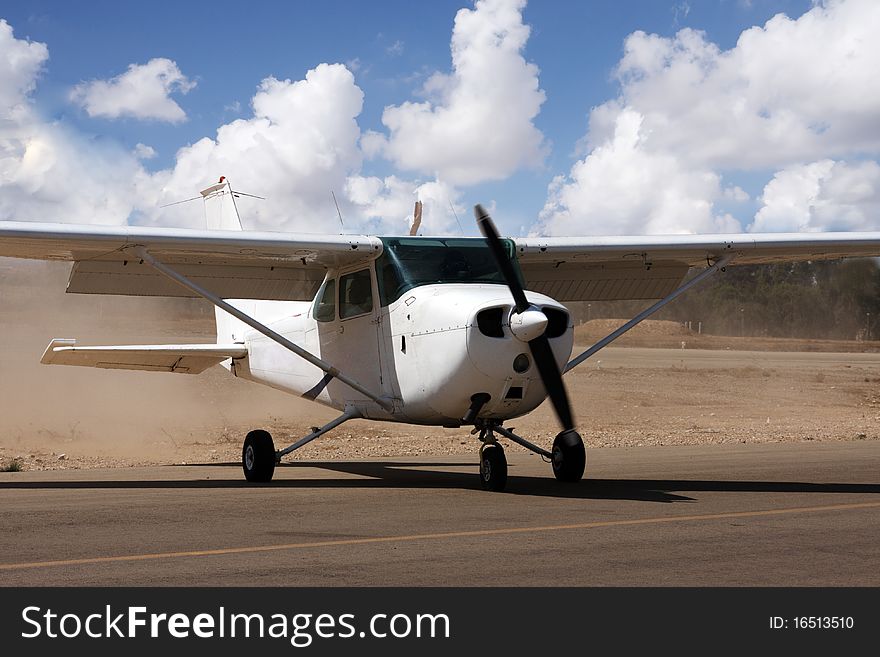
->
[479,443,508,491]
[551,430,585,482]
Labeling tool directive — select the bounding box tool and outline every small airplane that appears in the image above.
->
[2,178,880,491]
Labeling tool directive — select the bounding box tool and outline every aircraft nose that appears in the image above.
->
[509,306,548,342]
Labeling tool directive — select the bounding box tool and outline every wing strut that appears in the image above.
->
[277,409,360,458]
[131,246,393,412]
[565,255,733,373]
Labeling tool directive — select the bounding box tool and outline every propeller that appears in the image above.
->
[474,204,575,432]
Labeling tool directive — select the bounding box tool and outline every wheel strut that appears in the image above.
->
[472,420,586,487]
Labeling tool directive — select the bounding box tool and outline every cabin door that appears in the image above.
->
[316,265,385,413]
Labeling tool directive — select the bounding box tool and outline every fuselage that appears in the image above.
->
[225,237,574,426]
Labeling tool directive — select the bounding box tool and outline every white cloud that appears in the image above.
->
[386,40,404,57]
[369,0,546,186]
[345,175,462,235]
[70,58,195,123]
[540,0,880,235]
[0,22,143,225]
[722,185,750,202]
[1,26,370,229]
[5,2,543,236]
[7,3,880,239]
[1,15,465,235]
[137,63,368,231]
[0,118,146,225]
[0,19,48,112]
[0,107,147,225]
[538,109,741,236]
[672,2,691,26]
[608,0,880,169]
[135,65,466,235]
[133,143,156,160]
[752,160,880,232]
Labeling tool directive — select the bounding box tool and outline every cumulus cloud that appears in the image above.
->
[345,175,462,235]
[0,16,460,233]
[141,63,367,231]
[0,27,367,229]
[369,0,546,186]
[722,185,749,202]
[607,0,880,169]
[7,2,880,239]
[540,0,880,236]
[70,58,195,123]
[0,19,48,112]
[3,1,550,234]
[0,22,143,225]
[753,160,880,232]
[0,122,145,225]
[539,110,741,235]
[133,143,156,160]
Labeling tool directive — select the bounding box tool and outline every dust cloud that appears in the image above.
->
[0,258,335,464]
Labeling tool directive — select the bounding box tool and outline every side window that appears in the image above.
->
[339,269,373,319]
[314,278,336,322]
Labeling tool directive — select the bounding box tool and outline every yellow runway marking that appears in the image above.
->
[2,500,879,571]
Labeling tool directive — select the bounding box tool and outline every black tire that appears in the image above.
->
[479,443,508,492]
[242,429,276,483]
[551,430,585,483]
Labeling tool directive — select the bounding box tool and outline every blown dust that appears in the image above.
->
[2,259,879,472]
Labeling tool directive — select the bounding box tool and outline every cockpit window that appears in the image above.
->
[313,277,336,322]
[376,237,523,306]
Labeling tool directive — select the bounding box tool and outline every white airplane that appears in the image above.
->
[2,178,880,491]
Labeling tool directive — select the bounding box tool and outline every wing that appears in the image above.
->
[41,339,248,374]
[514,232,880,301]
[0,221,382,300]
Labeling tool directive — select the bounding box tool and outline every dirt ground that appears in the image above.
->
[2,261,879,472]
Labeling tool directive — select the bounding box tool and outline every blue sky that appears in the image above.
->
[1,0,877,236]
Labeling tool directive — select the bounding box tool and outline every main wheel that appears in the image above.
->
[479,443,508,492]
[242,429,276,483]
[551,430,585,483]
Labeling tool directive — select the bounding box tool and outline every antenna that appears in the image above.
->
[231,190,266,200]
[160,195,201,209]
[161,177,266,209]
[331,191,345,232]
[449,199,464,235]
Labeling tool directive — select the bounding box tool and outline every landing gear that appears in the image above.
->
[242,429,276,483]
[479,443,508,492]
[551,430,585,482]
[475,421,586,489]
[241,411,359,483]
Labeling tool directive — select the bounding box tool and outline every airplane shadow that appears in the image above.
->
[2,460,879,503]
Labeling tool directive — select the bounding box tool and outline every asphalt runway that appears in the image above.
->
[2,441,879,586]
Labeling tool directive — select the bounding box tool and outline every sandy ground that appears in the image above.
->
[2,260,879,472]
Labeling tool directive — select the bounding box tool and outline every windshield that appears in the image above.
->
[376,237,522,306]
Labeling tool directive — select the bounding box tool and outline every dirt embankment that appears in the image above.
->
[575,319,880,353]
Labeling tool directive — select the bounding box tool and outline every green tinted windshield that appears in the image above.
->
[376,237,522,306]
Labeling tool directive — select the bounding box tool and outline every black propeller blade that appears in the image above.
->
[474,204,575,432]
[527,332,575,431]
[474,204,529,314]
